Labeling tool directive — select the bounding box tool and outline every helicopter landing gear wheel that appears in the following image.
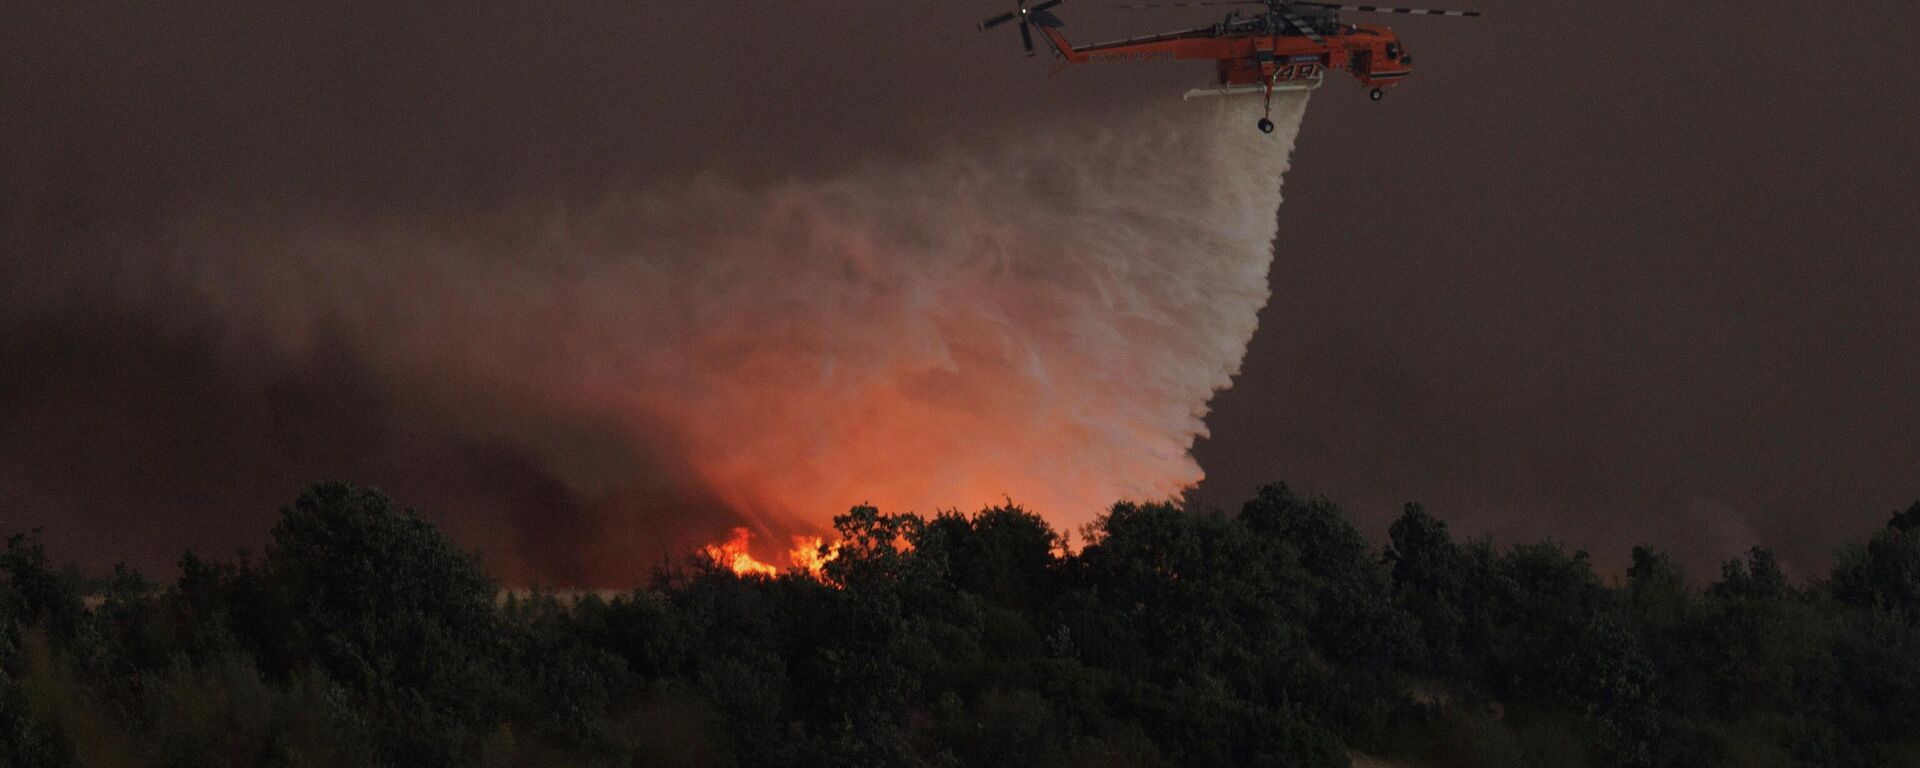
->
[1369,88,1384,102]
[1257,73,1278,135]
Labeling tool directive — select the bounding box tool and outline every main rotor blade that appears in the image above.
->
[979,10,1019,30]
[1280,11,1324,43]
[1020,21,1036,54]
[1294,2,1481,16]
[1030,0,1067,12]
[1114,1,1262,8]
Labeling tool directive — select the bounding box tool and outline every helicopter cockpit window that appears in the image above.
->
[1385,43,1402,60]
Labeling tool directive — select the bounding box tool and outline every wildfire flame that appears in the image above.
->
[700,527,779,577]
[701,528,843,579]
[788,535,842,578]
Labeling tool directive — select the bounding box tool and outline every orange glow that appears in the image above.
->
[788,535,842,577]
[579,100,1296,584]
[700,527,779,577]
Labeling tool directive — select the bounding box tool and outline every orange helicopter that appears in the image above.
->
[978,0,1480,133]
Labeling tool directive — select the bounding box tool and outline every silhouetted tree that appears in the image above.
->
[263,483,508,764]
[1386,503,1484,686]
[1240,484,1414,739]
[3,482,1919,767]
[1832,502,1920,620]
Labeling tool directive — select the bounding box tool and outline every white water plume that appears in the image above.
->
[185,94,1312,571]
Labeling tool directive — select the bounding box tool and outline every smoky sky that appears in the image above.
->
[4,1,1917,583]
[1189,1,1920,577]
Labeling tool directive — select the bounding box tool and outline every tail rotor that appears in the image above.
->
[978,0,1066,56]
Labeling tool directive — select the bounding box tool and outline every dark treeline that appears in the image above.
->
[3,483,1919,767]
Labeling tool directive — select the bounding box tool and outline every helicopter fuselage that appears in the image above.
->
[980,0,1475,130]
[1042,21,1415,95]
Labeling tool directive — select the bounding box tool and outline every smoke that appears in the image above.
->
[149,95,1307,579]
[2,2,1311,583]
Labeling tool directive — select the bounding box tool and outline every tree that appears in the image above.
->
[1385,504,1476,683]
[1890,501,1920,534]
[9,482,1920,767]
[0,533,86,649]
[823,505,926,589]
[1626,547,1688,627]
[264,482,508,765]
[1708,547,1790,603]
[0,532,79,768]
[1831,503,1920,620]
[1682,548,1829,723]
[1073,502,1347,767]
[918,503,1062,614]
[1240,484,1414,736]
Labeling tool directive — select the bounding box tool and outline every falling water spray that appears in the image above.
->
[182,95,1312,579]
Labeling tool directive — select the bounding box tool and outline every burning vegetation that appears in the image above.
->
[698,527,780,577]
[700,527,844,579]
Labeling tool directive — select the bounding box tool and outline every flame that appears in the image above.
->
[700,529,845,579]
[700,527,779,577]
[788,535,842,577]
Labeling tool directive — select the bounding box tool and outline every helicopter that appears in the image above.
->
[978,0,1480,133]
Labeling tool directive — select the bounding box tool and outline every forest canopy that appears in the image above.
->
[2,482,1918,767]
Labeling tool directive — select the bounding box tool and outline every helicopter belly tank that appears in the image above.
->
[1183,70,1325,100]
